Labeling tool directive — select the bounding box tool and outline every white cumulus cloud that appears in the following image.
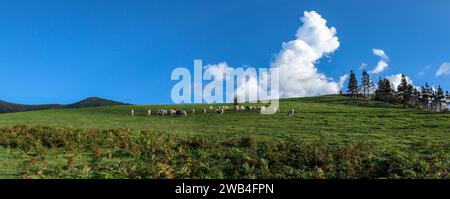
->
[373,49,389,60]
[272,10,340,97]
[436,62,450,77]
[203,11,341,101]
[338,74,348,89]
[370,48,389,74]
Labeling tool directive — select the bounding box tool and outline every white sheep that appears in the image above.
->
[147,109,152,116]
[181,110,187,117]
[203,108,207,114]
[157,109,167,116]
[169,109,176,115]
[288,108,295,116]
[131,109,134,116]
[215,108,224,115]
[190,109,195,114]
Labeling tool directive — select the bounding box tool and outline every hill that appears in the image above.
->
[0,95,448,148]
[0,100,62,113]
[0,95,448,179]
[64,97,129,108]
[0,97,128,113]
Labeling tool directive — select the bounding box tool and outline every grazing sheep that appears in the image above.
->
[157,109,165,115]
[203,108,207,114]
[240,105,245,111]
[233,105,239,111]
[288,108,295,116]
[260,106,266,111]
[209,106,214,110]
[131,109,134,116]
[190,109,195,114]
[169,109,177,116]
[181,110,187,117]
[215,108,224,115]
[147,109,152,116]
[245,106,250,110]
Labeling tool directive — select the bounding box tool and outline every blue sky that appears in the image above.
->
[0,0,449,104]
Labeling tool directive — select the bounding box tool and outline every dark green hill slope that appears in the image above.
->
[0,97,128,113]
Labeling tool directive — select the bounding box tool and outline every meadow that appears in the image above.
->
[0,95,449,179]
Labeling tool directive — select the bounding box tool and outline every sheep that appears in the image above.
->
[240,105,245,111]
[209,106,214,110]
[181,110,188,117]
[190,109,195,114]
[157,109,167,116]
[169,109,177,116]
[260,106,266,111]
[131,109,134,116]
[203,108,207,114]
[147,109,152,116]
[288,108,295,116]
[215,108,224,115]
[233,105,239,111]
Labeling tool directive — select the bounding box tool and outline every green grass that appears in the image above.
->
[0,95,449,178]
[0,95,448,150]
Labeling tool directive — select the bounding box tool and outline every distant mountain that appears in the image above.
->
[65,97,129,108]
[0,101,63,113]
[0,97,129,113]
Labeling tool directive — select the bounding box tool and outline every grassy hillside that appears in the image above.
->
[0,95,449,179]
[0,95,448,149]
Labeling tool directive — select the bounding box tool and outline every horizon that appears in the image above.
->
[1,0,450,105]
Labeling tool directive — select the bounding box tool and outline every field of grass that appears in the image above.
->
[0,95,449,179]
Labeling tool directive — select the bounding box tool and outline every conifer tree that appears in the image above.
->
[347,70,359,98]
[361,70,371,99]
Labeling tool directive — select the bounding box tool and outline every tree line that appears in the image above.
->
[343,70,450,112]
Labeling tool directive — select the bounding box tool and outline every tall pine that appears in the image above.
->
[397,74,413,106]
[347,70,359,98]
[361,70,371,99]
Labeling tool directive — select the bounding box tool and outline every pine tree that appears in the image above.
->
[420,83,431,110]
[374,78,394,102]
[347,70,359,98]
[412,87,420,108]
[436,85,445,111]
[445,91,450,111]
[397,74,413,106]
[361,70,371,99]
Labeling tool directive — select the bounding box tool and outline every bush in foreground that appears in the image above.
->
[0,125,448,179]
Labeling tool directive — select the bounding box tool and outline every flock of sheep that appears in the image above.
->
[130,105,295,117]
